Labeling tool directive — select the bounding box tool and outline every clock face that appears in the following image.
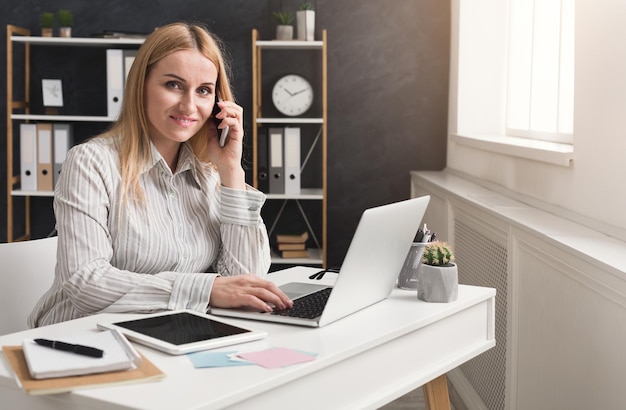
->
[272,74,313,116]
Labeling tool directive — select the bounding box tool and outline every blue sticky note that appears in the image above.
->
[187,350,253,368]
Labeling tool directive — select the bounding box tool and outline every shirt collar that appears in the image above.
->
[146,142,202,189]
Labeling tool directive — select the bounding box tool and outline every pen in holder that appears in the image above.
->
[397,224,436,290]
[396,241,427,290]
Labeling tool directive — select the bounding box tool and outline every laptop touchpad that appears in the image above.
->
[280,282,330,300]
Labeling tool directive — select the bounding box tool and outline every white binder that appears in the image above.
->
[269,128,285,194]
[20,123,38,191]
[283,127,301,194]
[36,123,54,192]
[106,49,124,119]
[123,49,137,82]
[53,123,73,187]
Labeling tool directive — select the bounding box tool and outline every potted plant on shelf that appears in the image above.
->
[417,241,458,302]
[39,12,54,37]
[57,9,73,38]
[297,1,315,41]
[273,11,294,40]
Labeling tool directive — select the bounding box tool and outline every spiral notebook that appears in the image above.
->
[2,346,164,396]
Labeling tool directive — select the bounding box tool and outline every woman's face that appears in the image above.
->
[144,49,218,153]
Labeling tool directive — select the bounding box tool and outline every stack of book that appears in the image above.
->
[275,232,309,259]
[2,329,164,395]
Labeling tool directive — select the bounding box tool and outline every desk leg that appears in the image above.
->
[424,374,451,410]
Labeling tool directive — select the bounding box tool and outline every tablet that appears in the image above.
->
[97,310,267,355]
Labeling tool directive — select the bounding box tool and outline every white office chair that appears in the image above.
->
[0,236,57,335]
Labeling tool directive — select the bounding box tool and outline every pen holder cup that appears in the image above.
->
[396,242,427,290]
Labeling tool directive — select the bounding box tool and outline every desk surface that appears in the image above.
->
[0,267,495,410]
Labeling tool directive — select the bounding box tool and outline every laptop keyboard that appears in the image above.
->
[271,287,332,319]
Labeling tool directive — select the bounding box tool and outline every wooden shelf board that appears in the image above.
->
[11,190,54,197]
[266,189,323,200]
[11,36,144,46]
[256,40,323,50]
[256,117,324,124]
[12,114,115,122]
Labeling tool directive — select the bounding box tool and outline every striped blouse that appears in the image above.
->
[28,136,271,327]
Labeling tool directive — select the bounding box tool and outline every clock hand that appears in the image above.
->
[291,88,309,96]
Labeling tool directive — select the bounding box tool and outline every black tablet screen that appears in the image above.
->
[114,312,249,345]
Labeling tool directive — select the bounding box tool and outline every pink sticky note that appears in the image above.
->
[238,347,315,369]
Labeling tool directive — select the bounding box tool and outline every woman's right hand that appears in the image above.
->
[210,274,293,312]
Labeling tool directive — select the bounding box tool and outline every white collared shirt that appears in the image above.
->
[29,136,270,327]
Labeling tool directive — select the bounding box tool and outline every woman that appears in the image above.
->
[29,22,292,327]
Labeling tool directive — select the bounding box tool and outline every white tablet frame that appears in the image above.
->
[97,310,267,355]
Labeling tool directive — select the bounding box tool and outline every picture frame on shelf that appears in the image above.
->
[42,79,64,113]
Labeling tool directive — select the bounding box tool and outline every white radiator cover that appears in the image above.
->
[411,170,626,410]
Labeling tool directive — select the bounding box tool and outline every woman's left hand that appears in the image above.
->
[207,100,246,189]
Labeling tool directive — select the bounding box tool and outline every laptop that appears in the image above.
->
[210,195,430,327]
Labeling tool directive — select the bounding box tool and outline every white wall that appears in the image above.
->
[446,0,626,239]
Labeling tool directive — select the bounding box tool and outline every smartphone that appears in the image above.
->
[212,94,230,147]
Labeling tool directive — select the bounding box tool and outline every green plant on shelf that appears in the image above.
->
[273,10,294,25]
[39,12,54,28]
[57,9,73,27]
[299,1,314,10]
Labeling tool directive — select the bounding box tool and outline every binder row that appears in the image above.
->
[107,49,137,119]
[17,49,135,193]
[20,123,73,192]
[258,127,301,195]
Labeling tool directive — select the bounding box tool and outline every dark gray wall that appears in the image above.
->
[0,0,450,268]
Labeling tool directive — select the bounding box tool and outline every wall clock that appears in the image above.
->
[271,74,313,116]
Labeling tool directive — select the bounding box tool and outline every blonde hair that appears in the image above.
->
[101,22,233,202]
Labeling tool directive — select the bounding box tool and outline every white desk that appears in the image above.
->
[0,267,495,410]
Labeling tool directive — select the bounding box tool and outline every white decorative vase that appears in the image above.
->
[296,10,315,41]
[417,263,458,303]
[276,25,293,40]
[59,27,72,38]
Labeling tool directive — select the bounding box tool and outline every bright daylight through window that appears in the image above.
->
[506,0,574,144]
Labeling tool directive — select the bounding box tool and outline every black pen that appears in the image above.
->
[34,338,104,358]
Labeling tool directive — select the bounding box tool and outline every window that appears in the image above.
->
[506,0,575,144]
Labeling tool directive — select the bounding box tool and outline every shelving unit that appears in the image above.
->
[5,24,142,242]
[251,28,327,267]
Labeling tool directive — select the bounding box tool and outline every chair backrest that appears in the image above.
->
[0,237,57,335]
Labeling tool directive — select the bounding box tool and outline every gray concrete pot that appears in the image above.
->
[417,263,458,302]
[276,25,293,40]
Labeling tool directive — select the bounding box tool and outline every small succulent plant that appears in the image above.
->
[299,2,314,10]
[273,11,295,25]
[40,12,54,28]
[57,10,73,27]
[421,241,455,266]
